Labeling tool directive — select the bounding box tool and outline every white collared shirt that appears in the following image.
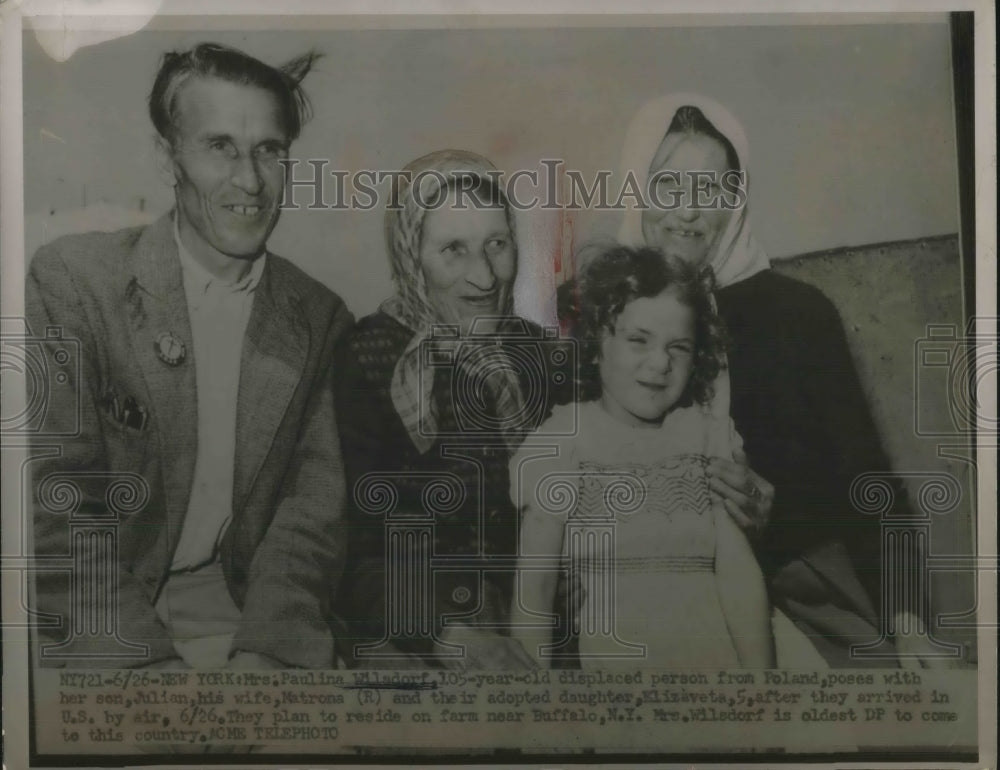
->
[170,223,266,572]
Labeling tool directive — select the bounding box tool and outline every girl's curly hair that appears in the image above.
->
[557,244,729,407]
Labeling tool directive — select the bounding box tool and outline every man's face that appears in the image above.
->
[160,76,290,271]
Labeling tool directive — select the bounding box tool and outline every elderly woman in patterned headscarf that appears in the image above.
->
[333,149,569,669]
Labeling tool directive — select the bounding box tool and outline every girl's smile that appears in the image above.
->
[598,288,695,428]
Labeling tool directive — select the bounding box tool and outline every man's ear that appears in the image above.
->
[153,134,177,188]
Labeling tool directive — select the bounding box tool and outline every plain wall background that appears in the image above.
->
[23,18,959,321]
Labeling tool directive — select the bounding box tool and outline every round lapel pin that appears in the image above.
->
[154,331,186,367]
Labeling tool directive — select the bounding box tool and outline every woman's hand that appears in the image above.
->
[707,447,774,536]
[440,624,539,670]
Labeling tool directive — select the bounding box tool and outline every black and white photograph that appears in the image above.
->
[0,3,995,767]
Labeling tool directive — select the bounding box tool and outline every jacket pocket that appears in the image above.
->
[98,407,150,472]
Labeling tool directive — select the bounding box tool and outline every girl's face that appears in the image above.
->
[641,133,734,268]
[598,289,695,428]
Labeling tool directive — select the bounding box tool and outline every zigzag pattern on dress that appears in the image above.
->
[573,455,712,520]
[575,554,715,573]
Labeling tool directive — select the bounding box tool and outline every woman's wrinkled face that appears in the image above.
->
[419,187,516,335]
[642,133,735,268]
[598,289,695,428]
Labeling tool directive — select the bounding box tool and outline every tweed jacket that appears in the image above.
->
[26,212,352,668]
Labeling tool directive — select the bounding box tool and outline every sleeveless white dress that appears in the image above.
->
[515,400,739,669]
[512,400,827,670]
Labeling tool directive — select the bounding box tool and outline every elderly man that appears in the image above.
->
[27,43,351,669]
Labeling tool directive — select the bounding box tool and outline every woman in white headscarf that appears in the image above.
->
[618,94,915,667]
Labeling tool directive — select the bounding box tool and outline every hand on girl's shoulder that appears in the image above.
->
[521,400,580,441]
[545,400,580,431]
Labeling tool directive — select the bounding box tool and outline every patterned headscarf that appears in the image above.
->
[382,149,526,454]
[617,93,770,288]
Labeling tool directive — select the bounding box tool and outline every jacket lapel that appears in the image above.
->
[124,213,198,558]
[232,260,309,512]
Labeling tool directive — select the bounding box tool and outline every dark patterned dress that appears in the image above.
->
[332,311,571,665]
[717,270,906,666]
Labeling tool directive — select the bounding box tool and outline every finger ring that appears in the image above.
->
[749,484,764,505]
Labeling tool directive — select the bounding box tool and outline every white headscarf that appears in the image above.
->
[617,93,770,288]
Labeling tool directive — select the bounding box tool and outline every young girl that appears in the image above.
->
[510,245,775,669]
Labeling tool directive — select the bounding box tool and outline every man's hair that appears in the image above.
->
[149,42,320,143]
[557,243,729,406]
[666,104,741,173]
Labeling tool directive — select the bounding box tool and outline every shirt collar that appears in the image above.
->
[174,214,267,296]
